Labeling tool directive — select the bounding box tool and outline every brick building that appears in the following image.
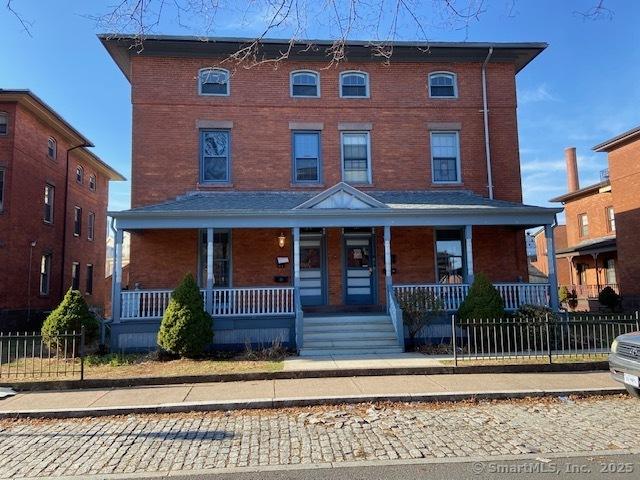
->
[0,90,124,329]
[101,36,561,354]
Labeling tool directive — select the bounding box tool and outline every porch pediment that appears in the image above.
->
[294,182,388,210]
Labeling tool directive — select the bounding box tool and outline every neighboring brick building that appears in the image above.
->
[101,36,560,354]
[0,90,124,329]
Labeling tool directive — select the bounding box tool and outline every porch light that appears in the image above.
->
[278,232,286,249]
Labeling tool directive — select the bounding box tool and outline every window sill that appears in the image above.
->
[290,183,325,188]
[43,220,54,226]
[197,183,234,189]
[430,182,464,187]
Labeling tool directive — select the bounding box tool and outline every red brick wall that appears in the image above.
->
[473,227,528,282]
[530,225,571,285]
[0,102,110,315]
[130,57,522,207]
[563,190,615,247]
[608,138,640,301]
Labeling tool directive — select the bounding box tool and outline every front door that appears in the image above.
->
[344,235,376,304]
[299,234,325,306]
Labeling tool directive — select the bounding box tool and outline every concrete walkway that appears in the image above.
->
[283,352,447,371]
[0,371,623,418]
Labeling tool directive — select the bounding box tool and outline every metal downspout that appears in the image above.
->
[482,47,494,199]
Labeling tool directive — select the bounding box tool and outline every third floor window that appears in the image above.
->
[340,71,369,98]
[198,68,229,96]
[429,72,458,98]
[200,130,230,183]
[47,137,57,160]
[0,112,7,135]
[76,166,84,184]
[291,71,320,97]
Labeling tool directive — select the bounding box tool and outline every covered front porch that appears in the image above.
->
[109,183,561,353]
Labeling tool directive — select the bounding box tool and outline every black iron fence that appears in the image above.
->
[452,313,639,365]
[0,328,85,380]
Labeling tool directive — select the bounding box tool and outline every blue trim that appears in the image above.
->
[199,129,231,184]
[291,130,322,184]
[298,230,328,306]
[342,230,377,305]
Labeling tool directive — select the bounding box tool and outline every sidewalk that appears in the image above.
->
[0,370,623,418]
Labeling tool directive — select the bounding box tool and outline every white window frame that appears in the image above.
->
[39,254,51,296]
[0,112,7,136]
[76,166,84,184]
[198,67,230,96]
[428,71,458,99]
[606,206,616,232]
[71,262,80,291]
[88,174,96,191]
[339,71,370,99]
[47,137,57,160]
[340,131,372,184]
[579,213,589,238]
[430,131,462,184]
[87,211,95,241]
[200,129,231,184]
[290,70,320,98]
[44,183,55,224]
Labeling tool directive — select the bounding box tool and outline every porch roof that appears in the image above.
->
[110,185,561,229]
[556,235,617,257]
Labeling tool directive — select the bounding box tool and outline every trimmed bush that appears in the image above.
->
[157,273,213,357]
[598,286,620,312]
[457,273,505,320]
[42,289,99,346]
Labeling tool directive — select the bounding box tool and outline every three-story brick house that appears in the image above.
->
[102,36,561,354]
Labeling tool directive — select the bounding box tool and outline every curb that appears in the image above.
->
[2,361,610,392]
[0,386,625,419]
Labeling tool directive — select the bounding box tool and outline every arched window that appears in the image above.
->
[429,72,458,98]
[89,174,96,191]
[340,71,369,98]
[0,112,7,135]
[47,137,57,160]
[76,166,84,184]
[290,70,320,97]
[198,68,230,96]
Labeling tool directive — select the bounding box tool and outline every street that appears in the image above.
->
[0,395,637,478]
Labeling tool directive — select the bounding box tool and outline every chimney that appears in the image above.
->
[565,147,579,193]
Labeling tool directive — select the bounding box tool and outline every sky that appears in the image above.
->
[1,0,639,216]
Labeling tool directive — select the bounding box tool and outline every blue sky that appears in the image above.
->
[1,0,639,214]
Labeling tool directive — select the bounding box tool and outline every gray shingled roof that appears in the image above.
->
[122,190,552,214]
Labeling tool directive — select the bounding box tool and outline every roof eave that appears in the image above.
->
[593,126,640,152]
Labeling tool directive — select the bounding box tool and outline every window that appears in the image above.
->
[88,174,96,191]
[341,132,371,184]
[293,131,321,183]
[44,184,54,223]
[436,230,464,284]
[47,137,57,160]
[198,68,229,96]
[606,206,615,232]
[71,262,80,290]
[429,72,458,98]
[291,71,319,97]
[606,258,616,285]
[39,254,51,295]
[87,212,95,241]
[74,206,82,236]
[431,131,461,183]
[76,166,84,184]
[200,130,230,183]
[86,264,94,295]
[578,213,589,238]
[0,168,4,211]
[198,229,231,287]
[0,112,7,135]
[340,71,369,98]
[577,263,587,285]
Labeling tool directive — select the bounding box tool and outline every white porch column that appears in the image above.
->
[293,227,301,294]
[384,225,392,291]
[112,228,123,323]
[545,224,560,311]
[206,228,214,313]
[464,225,474,283]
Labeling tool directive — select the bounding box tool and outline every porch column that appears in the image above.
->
[545,224,560,311]
[206,228,214,313]
[112,228,123,323]
[384,225,392,292]
[293,227,301,295]
[464,225,474,283]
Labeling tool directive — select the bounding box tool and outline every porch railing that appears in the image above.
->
[393,283,549,311]
[120,286,295,320]
[562,284,619,299]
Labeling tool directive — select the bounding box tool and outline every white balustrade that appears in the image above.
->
[393,284,470,311]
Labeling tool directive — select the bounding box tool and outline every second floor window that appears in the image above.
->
[198,68,229,96]
[200,130,230,183]
[293,131,320,183]
[579,213,589,238]
[606,206,615,232]
[340,71,369,98]
[74,206,82,236]
[291,71,319,97]
[86,264,94,295]
[429,72,458,98]
[39,254,51,295]
[44,184,54,223]
[76,166,84,184]
[0,112,7,135]
[341,132,371,184]
[88,212,95,241]
[47,137,57,160]
[71,262,80,290]
[0,168,4,211]
[431,131,461,183]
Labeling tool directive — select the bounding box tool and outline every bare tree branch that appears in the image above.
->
[6,0,33,37]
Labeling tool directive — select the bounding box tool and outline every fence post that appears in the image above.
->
[636,311,639,332]
[545,313,552,364]
[80,326,85,381]
[451,314,458,367]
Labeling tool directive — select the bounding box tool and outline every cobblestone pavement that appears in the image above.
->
[0,396,637,478]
